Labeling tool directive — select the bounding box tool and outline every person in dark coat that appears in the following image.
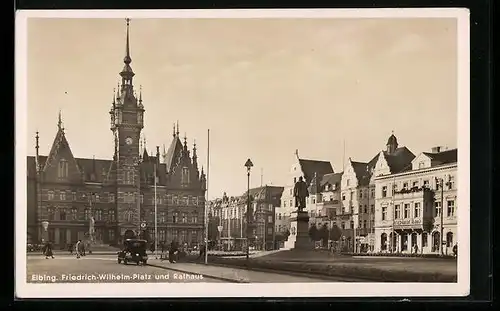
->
[453,243,458,257]
[43,241,54,259]
[197,243,206,261]
[168,240,179,263]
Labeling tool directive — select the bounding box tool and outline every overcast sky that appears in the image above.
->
[25,17,458,199]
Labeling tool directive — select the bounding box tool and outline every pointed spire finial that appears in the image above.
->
[124,18,132,65]
[391,130,394,135]
[57,110,63,131]
[172,123,176,137]
[139,85,142,102]
[176,120,180,136]
[112,88,116,104]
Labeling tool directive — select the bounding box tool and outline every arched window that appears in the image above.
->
[58,159,68,178]
[432,232,440,252]
[422,232,428,247]
[446,232,454,247]
[181,167,190,184]
[381,233,387,250]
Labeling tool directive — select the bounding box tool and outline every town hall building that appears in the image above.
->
[26,20,207,247]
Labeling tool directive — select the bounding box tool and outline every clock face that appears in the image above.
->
[125,137,133,145]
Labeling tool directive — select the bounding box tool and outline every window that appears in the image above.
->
[341,222,345,229]
[109,193,115,203]
[140,193,144,204]
[60,191,66,201]
[403,182,408,190]
[418,161,425,169]
[414,203,421,218]
[48,191,54,200]
[59,209,67,220]
[359,191,363,198]
[447,200,455,217]
[434,201,442,217]
[84,209,91,220]
[342,193,346,201]
[159,230,166,243]
[382,186,387,198]
[312,197,316,204]
[283,200,287,207]
[371,205,375,214]
[404,204,410,218]
[108,229,115,242]
[278,213,282,220]
[180,230,187,242]
[435,178,442,190]
[293,177,296,184]
[289,200,293,207]
[370,188,375,198]
[72,192,77,201]
[267,227,273,235]
[395,204,401,219]
[58,159,68,178]
[95,209,102,221]
[125,211,132,222]
[446,232,453,247]
[160,212,166,223]
[363,220,367,228]
[109,210,115,221]
[268,215,273,223]
[447,176,455,190]
[181,167,190,184]
[364,205,368,213]
[192,213,198,224]
[412,181,419,188]
[346,179,350,187]
[71,208,78,220]
[350,191,354,200]
[423,180,430,188]
[350,221,354,229]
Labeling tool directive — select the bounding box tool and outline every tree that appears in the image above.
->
[308,225,319,241]
[329,223,342,241]
[319,224,329,245]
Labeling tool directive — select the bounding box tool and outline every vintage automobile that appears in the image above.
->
[117,239,148,265]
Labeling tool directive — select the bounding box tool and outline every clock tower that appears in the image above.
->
[109,19,145,238]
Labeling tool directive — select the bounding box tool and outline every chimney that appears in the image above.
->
[431,146,442,153]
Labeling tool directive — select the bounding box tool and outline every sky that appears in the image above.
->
[25,17,458,199]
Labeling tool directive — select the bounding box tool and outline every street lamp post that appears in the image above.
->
[41,221,49,243]
[244,158,253,260]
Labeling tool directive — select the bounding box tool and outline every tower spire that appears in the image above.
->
[57,110,64,131]
[176,121,180,137]
[119,18,135,89]
[124,18,131,65]
[172,123,176,137]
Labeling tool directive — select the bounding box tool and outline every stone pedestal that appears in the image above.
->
[284,211,314,250]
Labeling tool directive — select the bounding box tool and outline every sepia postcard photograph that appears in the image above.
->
[15,9,470,298]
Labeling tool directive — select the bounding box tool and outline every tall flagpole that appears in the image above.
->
[204,129,210,265]
[154,163,158,259]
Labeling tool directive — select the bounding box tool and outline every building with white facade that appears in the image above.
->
[341,133,415,252]
[374,146,458,255]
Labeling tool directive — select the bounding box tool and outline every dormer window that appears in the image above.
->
[418,161,425,169]
[58,159,68,178]
[181,167,190,184]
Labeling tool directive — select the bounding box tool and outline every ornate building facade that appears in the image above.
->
[26,20,206,247]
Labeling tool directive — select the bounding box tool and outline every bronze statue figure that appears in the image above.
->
[293,176,309,212]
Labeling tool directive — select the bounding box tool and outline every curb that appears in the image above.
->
[146,262,248,284]
[210,259,457,283]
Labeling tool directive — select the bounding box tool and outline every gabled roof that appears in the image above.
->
[42,128,80,174]
[239,185,284,205]
[422,149,457,165]
[298,158,334,184]
[384,147,416,173]
[76,158,113,182]
[320,172,343,188]
[164,135,184,172]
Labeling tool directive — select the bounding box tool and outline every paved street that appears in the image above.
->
[26,254,345,283]
[26,255,223,283]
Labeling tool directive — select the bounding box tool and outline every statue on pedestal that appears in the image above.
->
[293,176,309,212]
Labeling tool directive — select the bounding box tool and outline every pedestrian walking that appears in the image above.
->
[75,240,82,259]
[197,243,206,261]
[413,244,419,254]
[453,243,458,257]
[168,240,179,263]
[43,241,54,259]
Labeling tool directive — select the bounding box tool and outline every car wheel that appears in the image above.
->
[124,259,128,265]
[118,259,121,264]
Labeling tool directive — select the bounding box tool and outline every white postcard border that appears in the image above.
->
[15,8,470,298]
